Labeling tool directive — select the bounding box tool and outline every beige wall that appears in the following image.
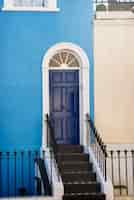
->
[94,18,134,143]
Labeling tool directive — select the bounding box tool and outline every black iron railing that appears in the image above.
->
[0,149,53,198]
[46,114,60,181]
[107,149,134,196]
[86,114,108,181]
[35,157,52,195]
[86,114,134,195]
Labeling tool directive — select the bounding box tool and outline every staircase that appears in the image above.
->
[57,144,105,200]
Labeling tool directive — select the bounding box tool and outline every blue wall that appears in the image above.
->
[0,0,94,150]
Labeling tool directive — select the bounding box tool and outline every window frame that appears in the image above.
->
[2,0,59,12]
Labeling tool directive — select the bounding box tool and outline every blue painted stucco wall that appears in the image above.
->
[0,0,94,150]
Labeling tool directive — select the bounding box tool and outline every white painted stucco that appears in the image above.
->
[94,16,134,144]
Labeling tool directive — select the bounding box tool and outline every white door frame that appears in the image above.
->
[42,42,90,148]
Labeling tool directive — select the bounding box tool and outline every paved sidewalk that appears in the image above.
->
[115,197,134,200]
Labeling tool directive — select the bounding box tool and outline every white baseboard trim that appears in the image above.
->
[107,143,134,151]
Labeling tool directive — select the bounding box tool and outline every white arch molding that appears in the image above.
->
[42,42,90,148]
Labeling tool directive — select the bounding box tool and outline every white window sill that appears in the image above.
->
[2,7,60,12]
[95,11,134,19]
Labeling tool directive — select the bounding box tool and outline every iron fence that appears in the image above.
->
[0,149,53,198]
[107,150,134,196]
[86,115,134,196]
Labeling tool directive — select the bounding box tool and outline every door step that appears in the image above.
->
[58,145,83,153]
[64,182,101,194]
[58,153,89,162]
[63,193,105,200]
[62,172,96,182]
[60,162,93,172]
[57,144,106,200]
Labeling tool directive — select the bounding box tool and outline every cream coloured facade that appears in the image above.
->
[94,15,134,144]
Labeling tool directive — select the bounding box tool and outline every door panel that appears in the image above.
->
[52,87,62,112]
[49,70,79,144]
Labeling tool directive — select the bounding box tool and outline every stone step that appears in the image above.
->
[58,153,89,162]
[64,182,101,194]
[57,144,105,200]
[57,144,83,153]
[62,171,96,182]
[63,193,105,200]
[60,162,93,172]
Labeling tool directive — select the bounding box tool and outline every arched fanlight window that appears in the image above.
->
[49,49,80,68]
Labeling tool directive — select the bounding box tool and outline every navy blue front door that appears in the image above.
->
[49,70,79,144]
